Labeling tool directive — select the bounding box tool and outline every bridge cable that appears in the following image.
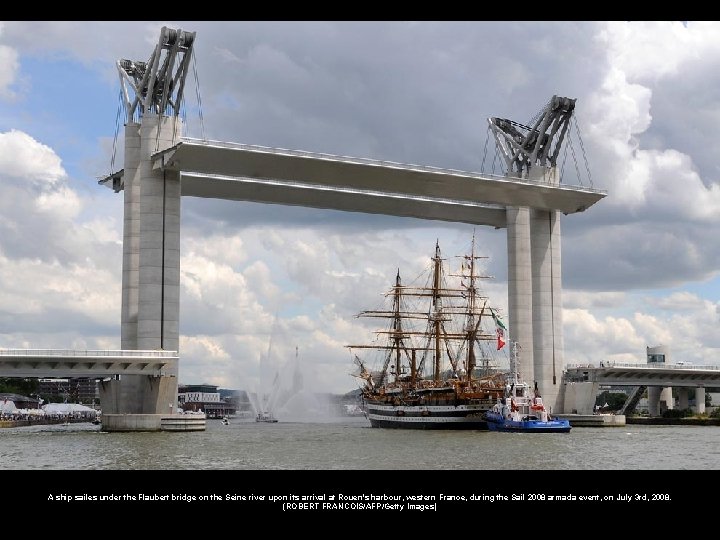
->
[572,116,593,188]
[567,137,582,188]
[491,145,499,175]
[527,98,551,128]
[192,49,207,142]
[181,98,187,137]
[559,142,569,185]
[480,125,491,174]
[110,88,123,175]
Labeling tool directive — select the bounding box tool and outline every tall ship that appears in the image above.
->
[348,234,509,429]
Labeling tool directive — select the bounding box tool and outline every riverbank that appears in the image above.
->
[626,416,720,426]
[0,417,97,428]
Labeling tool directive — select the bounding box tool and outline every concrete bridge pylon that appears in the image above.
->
[100,27,194,427]
[102,114,182,418]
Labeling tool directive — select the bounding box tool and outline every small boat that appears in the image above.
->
[485,342,571,433]
[221,416,229,425]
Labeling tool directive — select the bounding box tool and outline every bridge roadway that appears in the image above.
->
[101,138,606,227]
[564,362,720,387]
[0,349,178,379]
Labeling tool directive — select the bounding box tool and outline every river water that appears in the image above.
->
[1,416,718,470]
[2,417,716,515]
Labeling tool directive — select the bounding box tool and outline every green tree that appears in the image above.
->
[0,377,39,396]
[594,390,627,411]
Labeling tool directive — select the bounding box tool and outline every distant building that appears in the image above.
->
[179,384,249,419]
[38,378,99,405]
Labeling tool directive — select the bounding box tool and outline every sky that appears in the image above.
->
[0,21,718,397]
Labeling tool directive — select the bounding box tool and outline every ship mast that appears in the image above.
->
[347,268,418,388]
[452,230,493,384]
[391,270,404,384]
[465,234,478,382]
[431,241,443,383]
[348,236,502,393]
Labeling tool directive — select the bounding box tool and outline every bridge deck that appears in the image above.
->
[565,363,720,387]
[101,138,606,227]
[0,349,178,378]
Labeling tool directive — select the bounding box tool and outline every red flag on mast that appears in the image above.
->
[496,327,506,350]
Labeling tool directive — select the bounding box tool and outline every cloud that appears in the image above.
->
[0,129,121,347]
[0,130,65,184]
[0,44,19,99]
[0,22,18,99]
[1,21,720,396]
[599,21,720,83]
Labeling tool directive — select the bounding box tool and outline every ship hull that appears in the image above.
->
[485,412,571,433]
[364,401,491,430]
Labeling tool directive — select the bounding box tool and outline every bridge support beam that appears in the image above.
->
[695,387,706,414]
[560,381,598,415]
[507,206,533,383]
[107,113,183,427]
[648,386,673,416]
[677,387,689,410]
[121,123,141,349]
[507,168,564,413]
[136,114,182,353]
[530,207,563,411]
[99,374,176,415]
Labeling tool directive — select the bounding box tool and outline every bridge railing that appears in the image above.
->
[0,349,179,378]
[179,137,607,194]
[0,349,177,358]
[566,362,720,371]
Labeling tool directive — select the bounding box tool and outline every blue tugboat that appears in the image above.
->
[485,343,571,433]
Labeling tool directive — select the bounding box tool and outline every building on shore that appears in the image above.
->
[178,384,254,419]
[38,378,99,405]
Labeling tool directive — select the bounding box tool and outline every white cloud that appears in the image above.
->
[640,149,720,221]
[0,44,19,99]
[1,21,720,398]
[564,290,628,310]
[647,291,710,312]
[36,185,82,220]
[599,21,720,83]
[0,129,122,348]
[0,22,18,99]
[0,130,65,184]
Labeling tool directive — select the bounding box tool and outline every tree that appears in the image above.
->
[594,390,627,411]
[0,377,39,396]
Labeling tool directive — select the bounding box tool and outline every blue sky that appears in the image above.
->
[0,21,719,399]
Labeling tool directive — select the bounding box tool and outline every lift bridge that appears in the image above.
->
[1,26,612,431]
[562,347,720,416]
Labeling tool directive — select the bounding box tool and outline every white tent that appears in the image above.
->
[1,400,18,414]
[42,403,96,414]
[15,408,45,416]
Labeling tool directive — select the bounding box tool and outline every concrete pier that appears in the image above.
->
[102,413,206,432]
[530,207,563,409]
[507,170,564,411]
[561,414,626,427]
[507,206,534,382]
[103,114,184,430]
